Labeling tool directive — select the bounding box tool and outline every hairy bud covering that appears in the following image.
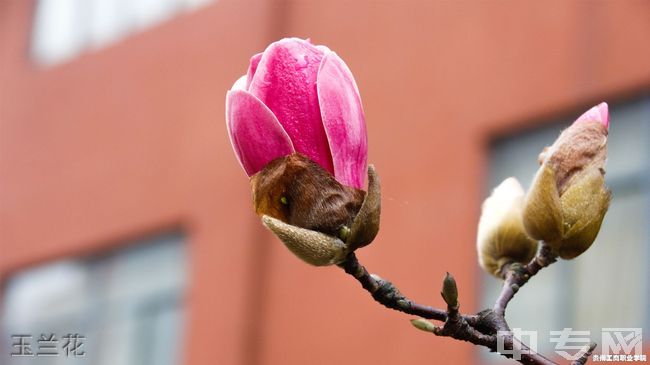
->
[523,103,611,259]
[477,178,538,277]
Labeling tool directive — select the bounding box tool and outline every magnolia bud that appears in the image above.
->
[522,103,611,259]
[477,178,538,277]
[441,272,459,309]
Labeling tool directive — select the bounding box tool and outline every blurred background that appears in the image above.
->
[1,1,649,364]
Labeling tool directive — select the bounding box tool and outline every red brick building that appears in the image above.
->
[1,1,649,364]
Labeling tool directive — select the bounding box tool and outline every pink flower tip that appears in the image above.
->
[576,102,609,129]
[226,38,368,189]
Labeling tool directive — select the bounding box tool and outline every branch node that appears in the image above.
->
[510,284,520,293]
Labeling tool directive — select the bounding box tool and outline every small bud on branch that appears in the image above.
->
[411,318,436,333]
[441,272,459,310]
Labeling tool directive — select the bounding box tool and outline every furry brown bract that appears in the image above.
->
[523,120,611,259]
[251,153,365,237]
[251,153,381,266]
[543,120,608,196]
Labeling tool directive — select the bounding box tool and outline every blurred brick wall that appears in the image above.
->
[1,1,649,364]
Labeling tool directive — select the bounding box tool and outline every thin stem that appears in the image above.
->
[338,246,587,365]
[338,253,447,321]
[494,242,558,316]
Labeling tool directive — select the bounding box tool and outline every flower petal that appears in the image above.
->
[246,53,263,90]
[576,102,609,129]
[226,89,295,176]
[317,51,367,189]
[248,38,334,174]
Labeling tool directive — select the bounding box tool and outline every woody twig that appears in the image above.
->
[339,243,588,365]
[494,242,558,317]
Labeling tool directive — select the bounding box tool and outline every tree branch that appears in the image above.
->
[494,242,558,317]
[339,242,591,365]
[338,253,447,321]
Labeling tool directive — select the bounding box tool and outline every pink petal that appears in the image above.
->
[246,53,263,90]
[315,44,332,54]
[226,89,295,176]
[576,102,609,129]
[317,52,367,189]
[248,38,334,174]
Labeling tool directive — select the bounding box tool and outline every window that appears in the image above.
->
[1,232,187,365]
[478,98,650,363]
[31,0,216,66]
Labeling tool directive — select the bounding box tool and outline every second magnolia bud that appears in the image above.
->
[522,103,611,259]
[477,178,538,277]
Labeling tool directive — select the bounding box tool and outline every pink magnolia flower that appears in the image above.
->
[226,38,367,189]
